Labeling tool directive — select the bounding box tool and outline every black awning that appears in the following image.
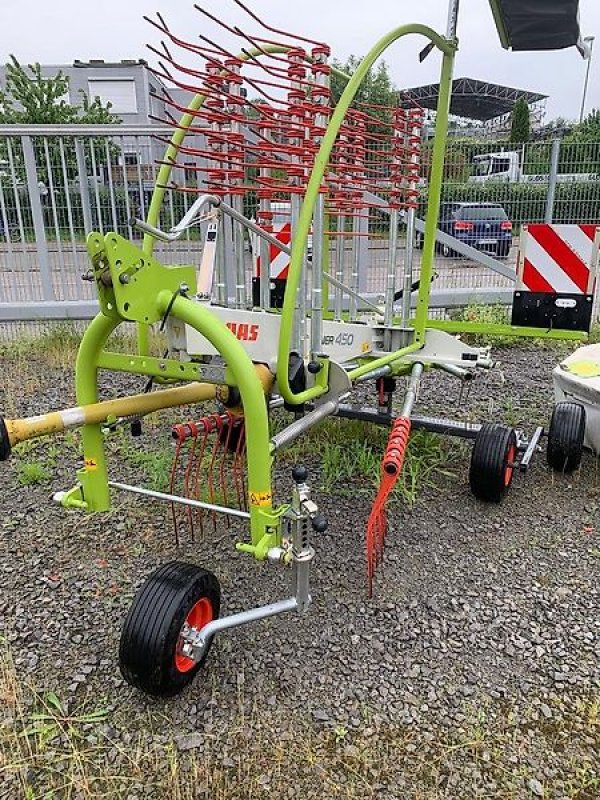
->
[489,0,582,52]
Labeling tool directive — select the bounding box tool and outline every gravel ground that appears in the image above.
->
[1,336,599,799]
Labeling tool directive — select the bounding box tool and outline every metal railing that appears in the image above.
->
[1,126,599,322]
[0,124,204,319]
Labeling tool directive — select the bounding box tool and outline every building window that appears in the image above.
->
[88,78,137,114]
[124,153,139,166]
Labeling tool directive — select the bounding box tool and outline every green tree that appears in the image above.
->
[510,97,531,144]
[559,108,600,174]
[0,56,121,184]
[330,55,398,133]
[0,55,120,125]
[0,57,123,234]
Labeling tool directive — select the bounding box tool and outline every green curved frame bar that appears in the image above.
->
[73,288,278,556]
[277,24,455,401]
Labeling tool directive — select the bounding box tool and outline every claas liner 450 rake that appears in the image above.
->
[0,1,591,697]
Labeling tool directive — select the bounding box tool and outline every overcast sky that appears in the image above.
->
[1,0,598,121]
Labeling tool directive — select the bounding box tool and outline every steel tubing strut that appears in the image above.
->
[270,398,340,452]
[185,597,298,659]
[384,207,399,338]
[401,362,424,418]
[109,481,251,519]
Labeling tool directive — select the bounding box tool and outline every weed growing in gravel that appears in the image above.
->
[2,637,600,799]
[279,418,459,506]
[16,460,52,486]
[107,427,174,492]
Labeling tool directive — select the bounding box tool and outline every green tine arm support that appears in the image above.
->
[75,312,121,511]
[275,24,456,406]
[412,48,455,340]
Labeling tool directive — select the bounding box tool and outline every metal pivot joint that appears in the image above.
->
[178,467,324,666]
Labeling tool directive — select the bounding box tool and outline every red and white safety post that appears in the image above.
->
[512,223,600,332]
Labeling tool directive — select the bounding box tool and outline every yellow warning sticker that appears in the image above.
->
[249,491,272,507]
[84,458,98,471]
[361,342,371,353]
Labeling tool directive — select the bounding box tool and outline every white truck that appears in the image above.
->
[469,151,600,185]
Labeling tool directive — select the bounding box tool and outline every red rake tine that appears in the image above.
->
[207,414,223,533]
[218,413,234,529]
[183,433,198,542]
[169,426,189,548]
[192,418,211,539]
[232,419,247,511]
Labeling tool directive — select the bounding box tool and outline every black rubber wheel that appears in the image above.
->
[119,561,221,697]
[546,402,586,473]
[496,242,511,258]
[469,423,517,502]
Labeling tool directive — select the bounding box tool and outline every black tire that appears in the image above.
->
[546,402,585,473]
[119,561,221,697]
[496,242,510,258]
[469,423,517,502]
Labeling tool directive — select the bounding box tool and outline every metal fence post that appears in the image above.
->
[22,135,54,301]
[75,137,93,233]
[544,138,560,223]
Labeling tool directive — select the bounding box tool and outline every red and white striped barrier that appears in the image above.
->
[254,221,292,280]
[517,223,600,294]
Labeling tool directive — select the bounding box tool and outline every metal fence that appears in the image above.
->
[0,125,599,323]
[362,135,600,309]
[0,125,207,320]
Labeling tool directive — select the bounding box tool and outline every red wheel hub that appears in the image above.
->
[175,597,213,673]
[504,444,516,487]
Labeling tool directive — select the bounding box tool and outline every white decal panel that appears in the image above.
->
[184,305,375,366]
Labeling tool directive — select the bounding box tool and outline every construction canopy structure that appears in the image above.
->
[400,77,547,128]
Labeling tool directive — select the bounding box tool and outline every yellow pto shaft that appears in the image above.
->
[0,381,223,460]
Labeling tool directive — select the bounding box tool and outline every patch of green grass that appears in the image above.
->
[16,461,53,486]
[450,304,521,347]
[280,417,459,506]
[111,429,173,492]
[588,323,600,344]
[451,303,582,353]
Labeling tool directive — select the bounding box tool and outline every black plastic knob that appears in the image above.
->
[130,419,143,437]
[292,465,308,484]
[311,514,328,533]
[307,361,322,375]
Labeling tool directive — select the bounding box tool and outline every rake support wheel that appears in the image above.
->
[546,402,586,473]
[469,423,517,503]
[119,561,220,697]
